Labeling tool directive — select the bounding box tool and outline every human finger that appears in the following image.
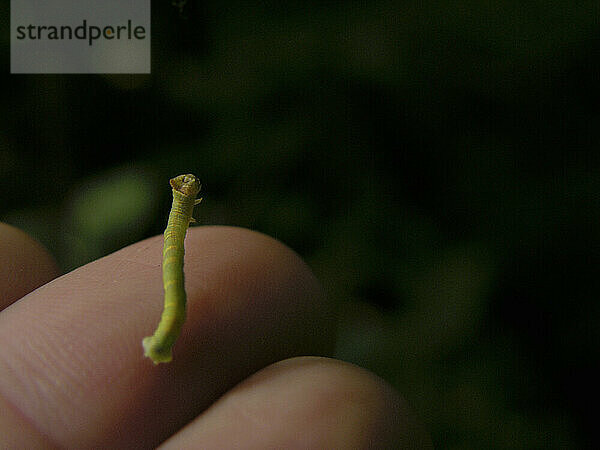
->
[159,356,432,449]
[0,226,334,448]
[0,222,60,310]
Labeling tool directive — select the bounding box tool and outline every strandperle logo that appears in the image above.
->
[15,20,147,47]
[11,0,150,74]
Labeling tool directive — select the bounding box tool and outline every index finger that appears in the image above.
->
[0,226,334,448]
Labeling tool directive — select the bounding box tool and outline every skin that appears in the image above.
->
[0,223,59,310]
[0,223,432,449]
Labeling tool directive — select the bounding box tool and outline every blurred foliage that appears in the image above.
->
[1,0,599,447]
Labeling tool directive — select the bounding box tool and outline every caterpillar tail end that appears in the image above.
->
[142,336,173,364]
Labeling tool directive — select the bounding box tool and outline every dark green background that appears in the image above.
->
[1,1,598,447]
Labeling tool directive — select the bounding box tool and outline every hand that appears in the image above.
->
[0,223,431,449]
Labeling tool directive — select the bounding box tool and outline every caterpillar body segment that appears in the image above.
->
[143,174,201,364]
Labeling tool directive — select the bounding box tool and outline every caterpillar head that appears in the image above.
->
[170,174,201,197]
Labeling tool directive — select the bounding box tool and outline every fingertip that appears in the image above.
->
[160,356,432,449]
[0,223,60,310]
[182,226,336,357]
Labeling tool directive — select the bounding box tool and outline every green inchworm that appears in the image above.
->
[142,174,201,364]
